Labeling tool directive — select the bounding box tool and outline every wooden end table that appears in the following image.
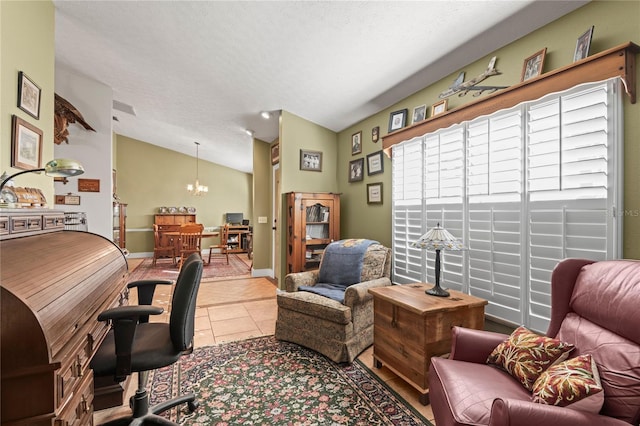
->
[369,283,487,405]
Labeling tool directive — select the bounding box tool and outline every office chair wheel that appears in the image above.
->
[187,400,199,413]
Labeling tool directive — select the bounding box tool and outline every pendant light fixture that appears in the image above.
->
[186,141,208,196]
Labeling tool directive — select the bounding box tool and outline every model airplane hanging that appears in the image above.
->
[438,56,508,99]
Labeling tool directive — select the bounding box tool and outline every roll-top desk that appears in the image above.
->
[0,209,129,425]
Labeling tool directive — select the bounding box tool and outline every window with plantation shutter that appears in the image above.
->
[392,79,622,332]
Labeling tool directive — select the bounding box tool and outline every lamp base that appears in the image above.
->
[425,284,450,297]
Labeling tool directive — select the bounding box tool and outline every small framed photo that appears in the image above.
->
[366,150,384,176]
[17,71,41,119]
[271,143,279,165]
[367,182,383,204]
[388,108,408,133]
[412,104,427,123]
[521,48,547,82]
[11,115,42,171]
[351,131,362,155]
[372,126,380,143]
[300,149,322,172]
[431,99,448,117]
[573,26,594,62]
[348,158,364,182]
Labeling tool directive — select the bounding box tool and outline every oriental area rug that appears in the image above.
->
[128,254,251,281]
[149,336,433,425]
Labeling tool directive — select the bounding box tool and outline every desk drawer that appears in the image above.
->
[55,371,94,426]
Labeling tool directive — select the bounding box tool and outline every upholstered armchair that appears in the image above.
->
[428,258,640,426]
[275,240,391,363]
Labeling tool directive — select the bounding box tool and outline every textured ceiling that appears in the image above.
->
[53,1,586,173]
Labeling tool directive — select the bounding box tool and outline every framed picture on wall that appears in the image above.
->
[17,71,41,119]
[366,150,384,176]
[412,104,427,123]
[573,26,594,62]
[352,131,362,155]
[521,48,547,81]
[372,126,380,143]
[300,149,322,171]
[11,115,42,170]
[349,158,364,182]
[367,182,383,204]
[431,99,448,117]
[388,109,408,133]
[271,143,279,165]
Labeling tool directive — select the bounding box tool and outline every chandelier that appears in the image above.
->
[187,141,208,196]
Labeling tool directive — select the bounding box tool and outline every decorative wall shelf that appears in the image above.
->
[382,42,639,154]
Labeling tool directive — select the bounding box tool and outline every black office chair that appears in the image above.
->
[91,252,203,425]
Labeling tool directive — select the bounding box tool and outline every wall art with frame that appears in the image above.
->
[351,131,362,155]
[573,26,594,62]
[366,150,384,176]
[372,126,380,143]
[412,104,427,123]
[300,149,323,172]
[431,99,448,117]
[11,115,42,171]
[349,158,364,182]
[17,71,41,119]
[521,48,547,82]
[367,182,383,204]
[271,143,279,165]
[388,109,408,133]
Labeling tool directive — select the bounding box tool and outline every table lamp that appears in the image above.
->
[411,222,464,297]
[0,159,84,191]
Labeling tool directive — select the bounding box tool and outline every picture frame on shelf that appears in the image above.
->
[388,109,408,133]
[11,115,42,171]
[351,131,362,155]
[271,143,279,165]
[300,149,323,172]
[372,126,380,143]
[17,71,41,119]
[431,99,448,117]
[348,158,364,182]
[412,104,427,123]
[521,48,547,82]
[366,150,384,176]
[573,26,594,62]
[367,182,383,204]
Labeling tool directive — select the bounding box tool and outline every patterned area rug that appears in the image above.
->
[150,336,432,425]
[128,254,250,281]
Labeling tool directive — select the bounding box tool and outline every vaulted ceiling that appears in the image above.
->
[53,1,587,173]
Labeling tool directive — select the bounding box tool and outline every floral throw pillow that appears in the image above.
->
[532,354,604,413]
[487,326,575,391]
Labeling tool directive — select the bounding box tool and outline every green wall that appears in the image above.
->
[1,1,55,201]
[337,0,640,259]
[115,135,253,254]
[252,137,273,271]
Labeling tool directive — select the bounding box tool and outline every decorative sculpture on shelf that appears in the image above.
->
[54,93,96,144]
[438,56,507,99]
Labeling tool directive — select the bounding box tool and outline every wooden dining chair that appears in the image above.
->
[178,223,204,266]
[208,224,230,265]
[153,224,176,266]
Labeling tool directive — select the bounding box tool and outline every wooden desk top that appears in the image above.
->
[369,283,487,316]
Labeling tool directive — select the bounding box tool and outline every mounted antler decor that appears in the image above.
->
[54,93,96,144]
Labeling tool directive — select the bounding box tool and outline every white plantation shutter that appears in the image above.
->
[526,81,621,331]
[391,79,622,331]
[392,138,424,284]
[424,126,465,290]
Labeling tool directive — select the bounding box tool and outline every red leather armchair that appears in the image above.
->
[428,259,640,426]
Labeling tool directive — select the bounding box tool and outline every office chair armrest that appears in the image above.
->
[127,279,174,306]
[97,305,164,322]
[97,305,164,381]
